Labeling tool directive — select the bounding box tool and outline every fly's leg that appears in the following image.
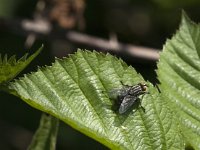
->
[138,93,148,112]
[140,105,145,112]
[155,84,161,93]
[120,81,130,88]
[138,99,145,112]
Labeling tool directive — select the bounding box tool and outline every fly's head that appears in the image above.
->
[138,82,148,93]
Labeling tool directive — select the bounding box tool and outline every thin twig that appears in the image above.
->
[66,31,159,61]
[0,18,159,61]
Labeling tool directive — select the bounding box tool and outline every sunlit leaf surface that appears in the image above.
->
[157,12,200,150]
[9,50,183,150]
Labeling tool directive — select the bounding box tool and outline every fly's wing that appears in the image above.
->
[119,95,137,114]
[108,86,130,99]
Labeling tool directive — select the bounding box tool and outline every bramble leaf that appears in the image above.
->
[0,45,43,84]
[28,113,59,150]
[8,50,184,150]
[157,12,200,149]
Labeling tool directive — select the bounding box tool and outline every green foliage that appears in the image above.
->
[157,12,200,149]
[28,113,59,150]
[152,0,200,8]
[1,11,200,150]
[0,45,43,85]
[8,50,184,150]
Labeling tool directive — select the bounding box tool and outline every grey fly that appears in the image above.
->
[109,82,148,114]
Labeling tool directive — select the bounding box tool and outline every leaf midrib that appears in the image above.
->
[80,52,136,149]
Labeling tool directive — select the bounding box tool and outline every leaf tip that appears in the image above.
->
[180,10,197,28]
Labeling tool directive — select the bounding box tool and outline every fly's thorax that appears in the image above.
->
[128,85,142,96]
[128,83,148,96]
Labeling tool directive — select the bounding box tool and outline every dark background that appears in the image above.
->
[0,0,200,149]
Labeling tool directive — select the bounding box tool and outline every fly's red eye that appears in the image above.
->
[142,86,147,91]
[140,83,147,91]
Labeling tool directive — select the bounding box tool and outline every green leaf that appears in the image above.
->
[0,45,43,84]
[157,12,200,149]
[153,0,200,9]
[8,50,184,150]
[28,113,59,150]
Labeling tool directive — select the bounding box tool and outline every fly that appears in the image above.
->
[109,82,148,114]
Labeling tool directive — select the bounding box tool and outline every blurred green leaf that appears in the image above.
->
[0,0,21,17]
[152,0,200,9]
[0,45,42,84]
[28,113,59,150]
[157,12,200,149]
[8,50,184,150]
